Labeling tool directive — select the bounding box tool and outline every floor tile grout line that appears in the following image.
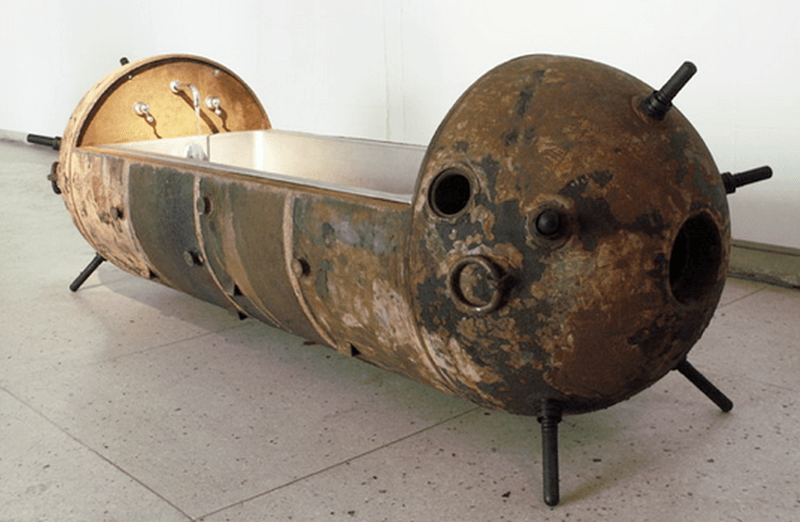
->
[718,286,768,308]
[670,360,800,400]
[83,321,253,368]
[63,267,254,365]
[697,368,800,395]
[0,322,249,396]
[196,406,482,521]
[0,384,196,521]
[2,321,254,388]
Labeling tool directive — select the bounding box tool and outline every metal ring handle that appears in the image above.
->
[447,255,506,314]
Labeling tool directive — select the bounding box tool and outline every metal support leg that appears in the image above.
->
[675,359,733,413]
[537,399,563,506]
[69,254,106,292]
[26,133,61,150]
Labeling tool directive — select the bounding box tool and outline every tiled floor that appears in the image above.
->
[1,139,798,521]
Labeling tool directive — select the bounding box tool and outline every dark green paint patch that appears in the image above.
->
[479,155,501,178]
[559,172,670,251]
[502,128,520,146]
[128,164,229,308]
[315,258,333,300]
[514,70,546,117]
[573,196,619,252]
[630,211,667,237]
[322,222,335,246]
[667,131,691,184]
[590,170,614,187]
[516,90,534,117]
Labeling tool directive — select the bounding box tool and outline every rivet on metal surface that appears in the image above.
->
[197,196,213,215]
[183,250,204,267]
[47,161,61,195]
[291,258,311,278]
[534,208,563,238]
[526,200,574,249]
[447,256,507,314]
[640,61,697,120]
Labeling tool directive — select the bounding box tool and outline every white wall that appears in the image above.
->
[2,0,797,247]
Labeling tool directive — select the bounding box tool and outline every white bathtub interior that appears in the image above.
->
[106,130,426,202]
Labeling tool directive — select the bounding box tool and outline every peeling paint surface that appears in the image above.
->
[290,194,446,389]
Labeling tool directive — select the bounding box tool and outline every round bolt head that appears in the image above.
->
[535,209,562,237]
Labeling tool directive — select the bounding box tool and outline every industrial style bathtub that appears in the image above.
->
[51,54,771,505]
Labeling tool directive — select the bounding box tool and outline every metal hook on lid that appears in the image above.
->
[205,96,223,116]
[133,101,154,123]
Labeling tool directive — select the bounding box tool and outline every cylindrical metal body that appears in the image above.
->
[57,54,730,416]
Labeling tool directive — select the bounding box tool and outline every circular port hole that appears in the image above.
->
[429,169,472,217]
[669,213,722,304]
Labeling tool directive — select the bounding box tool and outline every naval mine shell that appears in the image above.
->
[408,55,730,415]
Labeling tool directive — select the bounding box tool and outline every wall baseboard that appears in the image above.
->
[730,239,800,288]
[0,129,27,143]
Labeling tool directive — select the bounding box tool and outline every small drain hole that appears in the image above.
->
[669,213,722,304]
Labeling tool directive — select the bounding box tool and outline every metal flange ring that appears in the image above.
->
[447,255,507,314]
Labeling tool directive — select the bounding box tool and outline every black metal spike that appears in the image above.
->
[26,134,61,151]
[69,254,106,292]
[537,400,563,506]
[720,166,773,194]
[675,359,733,412]
[640,61,697,120]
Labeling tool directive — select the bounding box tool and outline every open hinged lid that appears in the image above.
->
[55,55,270,279]
[61,54,270,151]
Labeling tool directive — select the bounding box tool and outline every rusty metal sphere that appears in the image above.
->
[408,55,730,415]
